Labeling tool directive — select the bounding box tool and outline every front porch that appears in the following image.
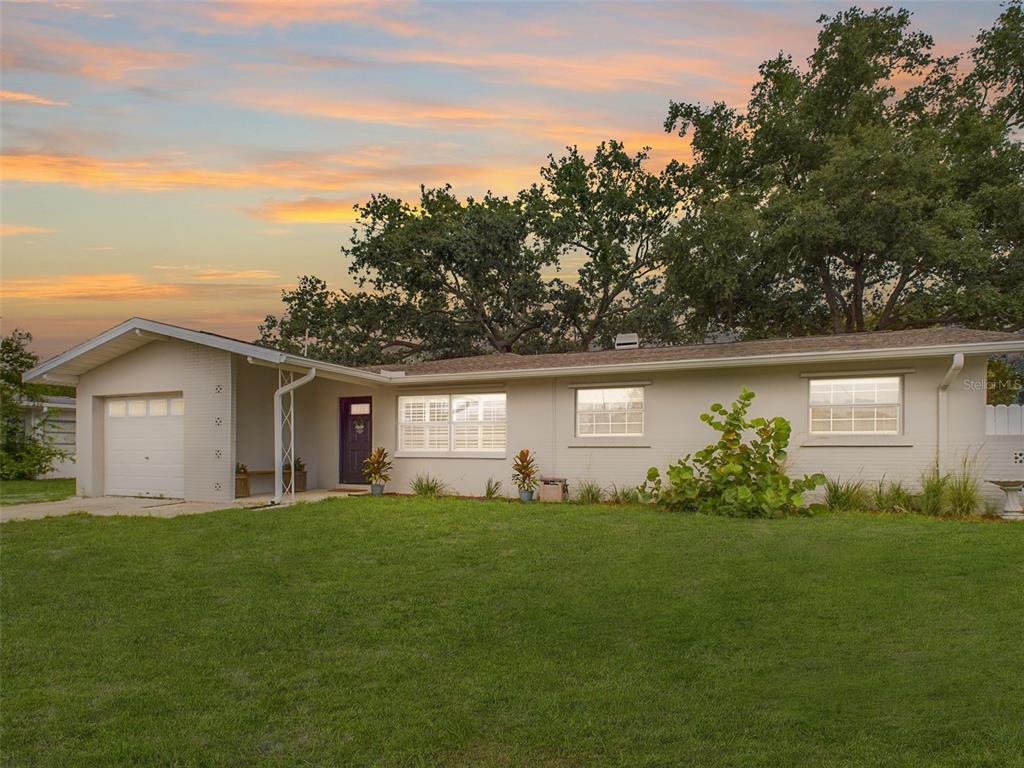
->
[232,357,381,503]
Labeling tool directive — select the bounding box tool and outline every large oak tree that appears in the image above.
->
[664,4,1023,337]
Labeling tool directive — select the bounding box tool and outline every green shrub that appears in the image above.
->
[410,474,448,498]
[484,477,503,499]
[824,478,872,512]
[642,388,824,518]
[914,462,983,517]
[872,479,915,514]
[1,378,67,481]
[0,438,65,482]
[947,462,982,517]
[574,480,604,504]
[917,467,950,517]
[607,484,640,505]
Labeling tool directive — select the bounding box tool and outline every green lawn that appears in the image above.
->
[2,497,1023,767]
[0,477,75,505]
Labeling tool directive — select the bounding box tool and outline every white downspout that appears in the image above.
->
[274,367,317,504]
[937,353,965,473]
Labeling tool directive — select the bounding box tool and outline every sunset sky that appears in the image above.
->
[0,1,1002,358]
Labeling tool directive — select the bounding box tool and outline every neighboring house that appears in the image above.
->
[22,395,76,478]
[22,318,1024,504]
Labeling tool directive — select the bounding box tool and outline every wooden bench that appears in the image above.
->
[235,469,307,497]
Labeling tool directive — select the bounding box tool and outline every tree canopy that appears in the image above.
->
[664,3,1023,337]
[0,329,68,480]
[262,3,1022,365]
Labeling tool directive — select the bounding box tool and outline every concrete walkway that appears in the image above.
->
[0,489,358,523]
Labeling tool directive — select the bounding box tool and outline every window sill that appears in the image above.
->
[395,451,507,460]
[799,438,914,448]
[568,440,651,449]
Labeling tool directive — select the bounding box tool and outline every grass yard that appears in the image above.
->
[2,497,1023,767]
[0,477,75,506]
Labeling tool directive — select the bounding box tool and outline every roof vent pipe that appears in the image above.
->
[614,333,640,350]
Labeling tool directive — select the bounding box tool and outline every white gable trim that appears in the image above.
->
[23,318,387,385]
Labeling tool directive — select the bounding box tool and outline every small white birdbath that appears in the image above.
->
[988,480,1024,520]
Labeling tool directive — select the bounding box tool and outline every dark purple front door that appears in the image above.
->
[339,397,373,485]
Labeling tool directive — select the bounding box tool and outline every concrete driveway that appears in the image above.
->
[0,489,354,522]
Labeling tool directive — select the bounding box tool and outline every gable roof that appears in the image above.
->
[370,327,1024,382]
[22,318,387,385]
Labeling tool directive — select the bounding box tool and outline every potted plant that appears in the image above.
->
[235,462,249,498]
[286,457,307,492]
[512,448,540,502]
[363,447,392,496]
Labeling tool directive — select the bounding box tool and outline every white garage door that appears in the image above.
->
[105,396,185,498]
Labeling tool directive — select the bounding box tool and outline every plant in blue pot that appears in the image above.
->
[363,447,392,496]
[512,448,540,502]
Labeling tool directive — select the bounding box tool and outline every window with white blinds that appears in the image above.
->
[809,377,901,434]
[398,393,506,453]
[575,387,645,436]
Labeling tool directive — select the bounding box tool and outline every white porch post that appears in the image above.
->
[273,367,317,504]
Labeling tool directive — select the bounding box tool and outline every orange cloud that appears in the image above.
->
[0,152,343,191]
[197,1,421,37]
[249,197,363,223]
[369,48,752,95]
[1,273,185,301]
[231,91,517,130]
[2,33,188,82]
[1,272,290,302]
[194,268,281,281]
[529,125,694,167]
[0,150,537,196]
[0,224,53,237]
[151,266,281,281]
[0,90,68,107]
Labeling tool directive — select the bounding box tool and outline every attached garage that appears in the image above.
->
[104,396,185,498]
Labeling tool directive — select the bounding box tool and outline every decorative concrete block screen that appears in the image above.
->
[986,404,1023,435]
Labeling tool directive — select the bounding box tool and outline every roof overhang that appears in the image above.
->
[24,318,1024,389]
[385,340,1024,386]
[23,318,389,386]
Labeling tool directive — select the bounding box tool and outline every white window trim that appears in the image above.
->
[807,375,903,436]
[574,386,646,439]
[396,392,507,457]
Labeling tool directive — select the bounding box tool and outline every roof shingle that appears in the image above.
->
[366,327,1024,376]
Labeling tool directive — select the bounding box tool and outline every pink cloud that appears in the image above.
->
[196,1,421,37]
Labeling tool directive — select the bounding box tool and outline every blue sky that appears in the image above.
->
[0,1,1002,356]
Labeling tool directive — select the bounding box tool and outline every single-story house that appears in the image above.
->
[22,318,1024,504]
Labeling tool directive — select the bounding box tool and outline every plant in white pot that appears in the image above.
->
[512,448,540,502]
[363,447,392,496]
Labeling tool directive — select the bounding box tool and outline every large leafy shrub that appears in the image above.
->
[642,388,824,518]
[1,329,68,481]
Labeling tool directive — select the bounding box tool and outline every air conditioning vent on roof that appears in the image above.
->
[614,333,640,350]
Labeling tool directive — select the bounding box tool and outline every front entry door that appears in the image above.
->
[339,397,373,484]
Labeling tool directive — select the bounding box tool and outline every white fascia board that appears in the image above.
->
[389,340,1024,386]
[245,354,389,384]
[23,317,288,383]
[279,355,390,384]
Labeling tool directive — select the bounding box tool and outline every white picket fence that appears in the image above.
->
[985,403,1024,435]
